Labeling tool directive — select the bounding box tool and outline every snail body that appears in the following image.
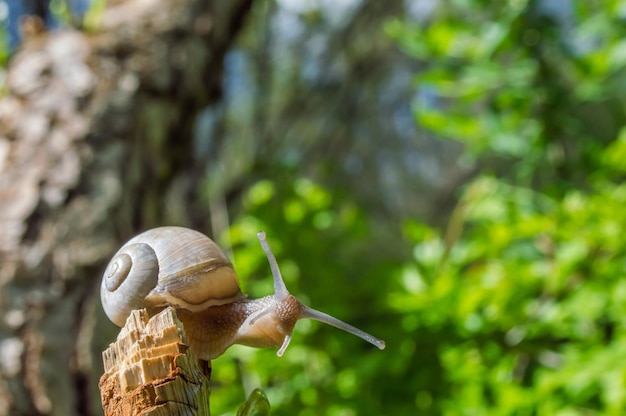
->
[101,226,385,361]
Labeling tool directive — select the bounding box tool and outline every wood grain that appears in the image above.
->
[99,308,210,416]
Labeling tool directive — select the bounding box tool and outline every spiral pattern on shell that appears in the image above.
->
[101,243,159,326]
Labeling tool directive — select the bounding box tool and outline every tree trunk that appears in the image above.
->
[0,0,252,414]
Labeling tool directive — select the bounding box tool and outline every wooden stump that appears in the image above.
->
[99,308,211,416]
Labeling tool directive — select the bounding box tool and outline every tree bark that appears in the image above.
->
[0,0,252,415]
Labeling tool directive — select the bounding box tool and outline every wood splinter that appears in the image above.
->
[99,307,211,416]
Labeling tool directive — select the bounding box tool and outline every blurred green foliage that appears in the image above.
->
[384,0,626,414]
[386,0,626,194]
[211,0,626,415]
[0,17,7,69]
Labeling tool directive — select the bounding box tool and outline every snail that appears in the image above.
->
[101,226,385,361]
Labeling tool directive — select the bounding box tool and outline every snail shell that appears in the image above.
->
[101,226,245,327]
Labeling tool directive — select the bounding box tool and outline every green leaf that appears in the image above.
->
[237,388,271,416]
